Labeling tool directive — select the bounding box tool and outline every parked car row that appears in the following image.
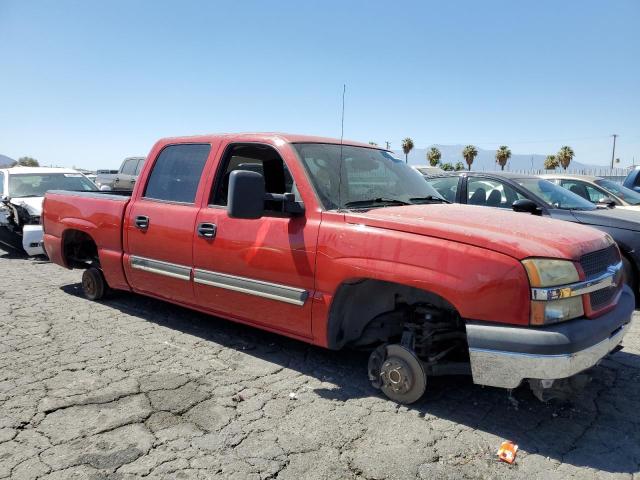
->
[0,155,145,256]
[423,171,640,303]
[95,156,146,191]
[38,133,636,405]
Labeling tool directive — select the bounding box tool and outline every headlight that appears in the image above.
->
[522,258,583,325]
[522,258,579,287]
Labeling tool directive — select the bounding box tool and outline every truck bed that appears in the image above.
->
[42,190,132,289]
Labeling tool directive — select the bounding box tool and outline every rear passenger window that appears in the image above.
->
[144,144,210,203]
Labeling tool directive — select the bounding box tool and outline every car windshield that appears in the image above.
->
[292,143,444,209]
[9,173,97,197]
[514,178,596,210]
[594,179,640,205]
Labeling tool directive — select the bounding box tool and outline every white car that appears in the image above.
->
[0,167,98,255]
[541,174,640,213]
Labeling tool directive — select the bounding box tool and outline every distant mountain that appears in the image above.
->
[0,154,15,168]
[393,145,608,172]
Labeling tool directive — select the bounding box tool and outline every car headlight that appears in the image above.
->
[522,258,583,325]
[522,258,579,287]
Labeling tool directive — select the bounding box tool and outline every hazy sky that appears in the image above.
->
[1,0,638,169]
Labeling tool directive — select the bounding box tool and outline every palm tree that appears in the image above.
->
[401,138,414,163]
[441,162,454,171]
[462,145,478,171]
[557,146,575,171]
[544,155,559,171]
[427,147,441,167]
[495,146,511,171]
[454,162,465,171]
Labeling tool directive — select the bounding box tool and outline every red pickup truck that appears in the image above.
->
[43,133,634,403]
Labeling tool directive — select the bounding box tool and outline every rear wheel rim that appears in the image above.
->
[83,271,98,297]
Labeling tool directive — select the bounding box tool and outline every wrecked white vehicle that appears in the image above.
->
[0,167,98,255]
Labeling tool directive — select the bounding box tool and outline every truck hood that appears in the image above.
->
[344,204,612,261]
[9,197,43,216]
[570,208,640,232]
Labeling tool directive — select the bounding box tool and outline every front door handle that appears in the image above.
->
[197,223,217,239]
[135,215,149,230]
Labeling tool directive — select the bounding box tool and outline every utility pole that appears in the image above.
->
[385,141,391,150]
[611,134,618,169]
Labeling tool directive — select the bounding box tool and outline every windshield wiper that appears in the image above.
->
[343,197,412,209]
[409,195,450,204]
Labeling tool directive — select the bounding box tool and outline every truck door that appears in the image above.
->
[192,142,319,338]
[123,143,213,304]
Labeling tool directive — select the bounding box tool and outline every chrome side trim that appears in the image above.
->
[468,322,629,389]
[531,262,622,301]
[130,255,191,281]
[194,269,308,306]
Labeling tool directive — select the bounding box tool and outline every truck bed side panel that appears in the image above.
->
[43,191,131,290]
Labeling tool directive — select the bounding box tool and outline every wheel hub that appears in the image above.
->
[381,358,413,395]
[371,344,427,404]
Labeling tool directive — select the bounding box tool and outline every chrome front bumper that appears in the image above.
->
[466,285,634,389]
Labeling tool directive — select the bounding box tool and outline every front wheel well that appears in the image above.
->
[62,229,100,269]
[327,279,467,355]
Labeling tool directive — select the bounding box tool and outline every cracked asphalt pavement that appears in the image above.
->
[1,248,639,480]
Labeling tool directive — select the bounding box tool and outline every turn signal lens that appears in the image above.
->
[530,297,584,325]
[522,259,580,288]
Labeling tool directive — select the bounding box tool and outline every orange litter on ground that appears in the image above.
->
[497,441,518,464]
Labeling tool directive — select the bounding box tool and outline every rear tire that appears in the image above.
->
[82,268,106,301]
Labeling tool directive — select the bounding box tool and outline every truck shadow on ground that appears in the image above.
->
[61,284,640,474]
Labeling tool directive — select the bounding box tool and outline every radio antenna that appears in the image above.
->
[337,84,346,209]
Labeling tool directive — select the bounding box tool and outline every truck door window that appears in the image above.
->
[211,144,297,213]
[121,159,137,175]
[467,177,524,208]
[143,144,211,204]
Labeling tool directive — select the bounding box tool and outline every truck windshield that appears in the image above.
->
[292,143,444,209]
[9,173,98,198]
[594,179,640,205]
[514,178,596,211]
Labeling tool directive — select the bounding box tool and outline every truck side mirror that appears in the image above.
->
[1,195,9,204]
[228,170,265,219]
[512,199,542,215]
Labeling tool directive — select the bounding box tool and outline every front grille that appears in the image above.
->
[579,245,620,278]
[590,287,618,310]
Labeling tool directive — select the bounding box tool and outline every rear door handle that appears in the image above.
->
[197,223,217,239]
[135,215,149,230]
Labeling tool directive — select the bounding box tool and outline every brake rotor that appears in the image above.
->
[378,344,426,404]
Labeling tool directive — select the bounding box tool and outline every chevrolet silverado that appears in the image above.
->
[42,133,634,403]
